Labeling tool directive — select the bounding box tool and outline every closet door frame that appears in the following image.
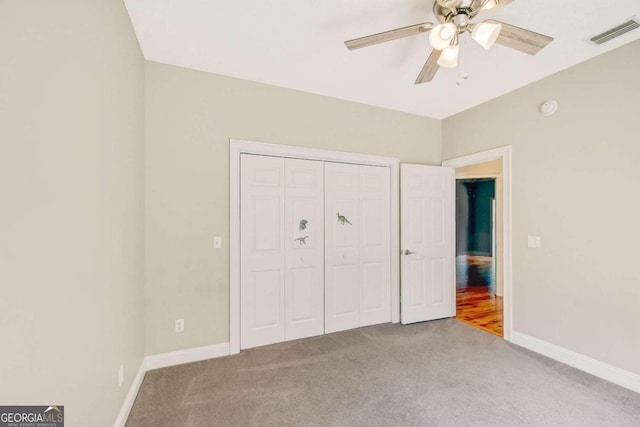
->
[230,139,400,355]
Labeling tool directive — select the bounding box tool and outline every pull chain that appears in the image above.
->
[457,33,470,85]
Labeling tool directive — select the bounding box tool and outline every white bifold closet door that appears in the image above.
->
[324,162,391,334]
[240,154,324,349]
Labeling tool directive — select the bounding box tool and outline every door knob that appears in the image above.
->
[403,250,416,256]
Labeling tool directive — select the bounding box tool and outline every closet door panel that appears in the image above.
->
[359,166,391,327]
[324,162,360,333]
[285,158,324,341]
[240,155,286,349]
[243,155,392,348]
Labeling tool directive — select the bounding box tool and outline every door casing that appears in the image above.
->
[230,139,400,354]
[442,146,513,341]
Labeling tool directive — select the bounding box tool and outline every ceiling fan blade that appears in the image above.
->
[486,20,553,55]
[345,22,434,50]
[415,50,442,84]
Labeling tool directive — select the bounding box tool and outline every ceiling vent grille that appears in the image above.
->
[589,18,640,45]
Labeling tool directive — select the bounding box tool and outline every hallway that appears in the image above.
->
[456,255,503,337]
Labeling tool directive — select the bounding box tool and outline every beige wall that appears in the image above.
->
[443,40,640,375]
[456,159,502,175]
[456,160,504,297]
[144,61,442,355]
[0,1,145,425]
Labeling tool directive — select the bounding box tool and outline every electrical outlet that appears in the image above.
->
[175,318,185,333]
[118,364,124,387]
[213,236,222,249]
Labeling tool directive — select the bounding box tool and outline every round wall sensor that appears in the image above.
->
[540,100,558,117]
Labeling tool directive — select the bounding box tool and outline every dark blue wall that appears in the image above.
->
[456,179,495,256]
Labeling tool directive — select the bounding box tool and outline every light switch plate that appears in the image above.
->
[175,318,185,333]
[213,236,222,249]
[528,236,541,248]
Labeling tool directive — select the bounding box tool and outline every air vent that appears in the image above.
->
[589,17,640,46]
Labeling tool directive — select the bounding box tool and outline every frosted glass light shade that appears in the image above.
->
[483,0,498,9]
[471,22,502,50]
[429,23,457,50]
[437,44,459,68]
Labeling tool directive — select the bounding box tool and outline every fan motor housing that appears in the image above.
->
[434,0,481,23]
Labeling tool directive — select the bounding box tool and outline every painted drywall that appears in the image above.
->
[443,40,640,375]
[457,180,495,256]
[455,181,470,258]
[456,159,503,175]
[144,61,441,355]
[0,1,145,425]
[456,159,504,296]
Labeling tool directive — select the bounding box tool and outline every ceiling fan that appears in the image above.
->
[344,0,554,84]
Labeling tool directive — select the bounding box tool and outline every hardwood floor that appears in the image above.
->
[456,255,503,337]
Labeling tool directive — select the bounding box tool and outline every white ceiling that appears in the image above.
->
[124,0,640,119]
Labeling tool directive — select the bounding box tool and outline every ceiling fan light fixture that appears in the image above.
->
[429,23,457,50]
[471,22,502,50]
[344,0,553,84]
[482,0,499,10]
[437,44,459,68]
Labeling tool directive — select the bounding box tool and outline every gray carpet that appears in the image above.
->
[126,319,640,426]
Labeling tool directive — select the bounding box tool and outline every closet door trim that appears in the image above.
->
[230,139,400,355]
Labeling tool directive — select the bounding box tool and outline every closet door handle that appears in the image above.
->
[403,250,416,256]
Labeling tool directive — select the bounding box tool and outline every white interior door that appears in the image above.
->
[401,164,455,324]
[241,154,286,348]
[284,158,324,341]
[242,154,391,347]
[325,162,391,333]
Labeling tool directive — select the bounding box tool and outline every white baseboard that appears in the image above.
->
[511,331,640,394]
[144,342,230,371]
[113,360,146,427]
[113,342,230,426]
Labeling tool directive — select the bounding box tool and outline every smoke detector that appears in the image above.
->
[540,100,558,117]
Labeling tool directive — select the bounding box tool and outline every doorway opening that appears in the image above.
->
[443,149,512,340]
[455,176,503,337]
